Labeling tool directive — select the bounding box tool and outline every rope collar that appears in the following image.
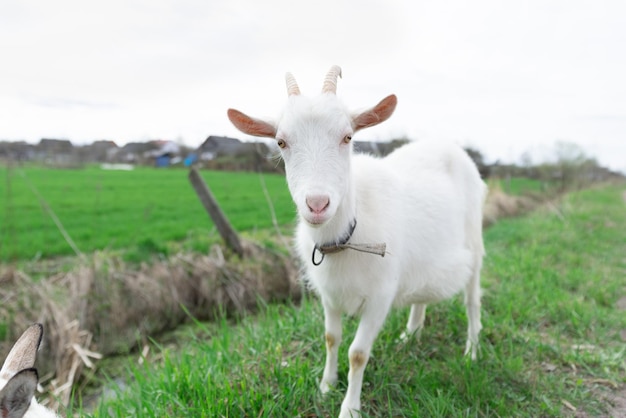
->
[311,219,386,266]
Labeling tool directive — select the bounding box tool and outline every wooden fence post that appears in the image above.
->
[188,167,244,258]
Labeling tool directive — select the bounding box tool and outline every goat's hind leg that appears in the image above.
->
[464,255,483,360]
[399,303,427,342]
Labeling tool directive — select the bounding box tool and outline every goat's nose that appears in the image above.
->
[306,195,330,214]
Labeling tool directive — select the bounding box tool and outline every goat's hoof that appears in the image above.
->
[320,378,336,395]
[464,341,479,360]
[398,328,421,344]
[339,405,361,418]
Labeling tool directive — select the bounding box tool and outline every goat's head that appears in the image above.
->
[228,66,397,227]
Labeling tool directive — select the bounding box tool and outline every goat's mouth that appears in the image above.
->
[302,212,329,226]
[300,206,335,226]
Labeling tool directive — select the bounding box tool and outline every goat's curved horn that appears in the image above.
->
[322,65,342,94]
[285,72,300,96]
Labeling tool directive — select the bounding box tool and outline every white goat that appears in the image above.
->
[0,324,59,418]
[228,66,486,418]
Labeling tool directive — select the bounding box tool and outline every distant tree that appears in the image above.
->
[535,141,602,191]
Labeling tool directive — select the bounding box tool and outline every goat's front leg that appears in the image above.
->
[320,302,342,393]
[339,300,391,418]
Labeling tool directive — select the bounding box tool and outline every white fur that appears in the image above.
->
[228,66,486,418]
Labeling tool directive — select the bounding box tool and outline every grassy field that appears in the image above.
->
[0,164,546,263]
[76,183,626,417]
[0,165,294,262]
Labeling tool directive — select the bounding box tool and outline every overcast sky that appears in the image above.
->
[1,0,625,172]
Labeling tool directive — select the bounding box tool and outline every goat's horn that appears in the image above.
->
[285,72,300,96]
[322,65,342,94]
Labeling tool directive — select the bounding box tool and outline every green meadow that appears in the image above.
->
[1,164,549,263]
[75,183,626,417]
[0,165,294,262]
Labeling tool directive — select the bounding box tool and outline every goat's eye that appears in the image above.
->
[277,139,287,149]
[343,135,352,144]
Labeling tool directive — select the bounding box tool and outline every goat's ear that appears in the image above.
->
[227,109,277,138]
[0,324,42,381]
[352,94,397,132]
[0,368,38,418]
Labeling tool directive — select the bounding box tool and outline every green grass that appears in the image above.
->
[493,176,551,196]
[77,183,626,417]
[0,165,294,262]
[0,166,552,263]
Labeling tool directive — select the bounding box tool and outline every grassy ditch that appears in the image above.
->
[76,183,626,417]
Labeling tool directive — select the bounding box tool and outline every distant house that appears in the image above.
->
[197,136,244,160]
[77,140,118,162]
[36,138,75,164]
[117,142,159,163]
[0,141,35,161]
[196,135,277,172]
[150,140,180,157]
[38,138,73,153]
[146,140,181,167]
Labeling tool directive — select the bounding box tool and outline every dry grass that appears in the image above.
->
[0,240,300,410]
[482,180,543,227]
